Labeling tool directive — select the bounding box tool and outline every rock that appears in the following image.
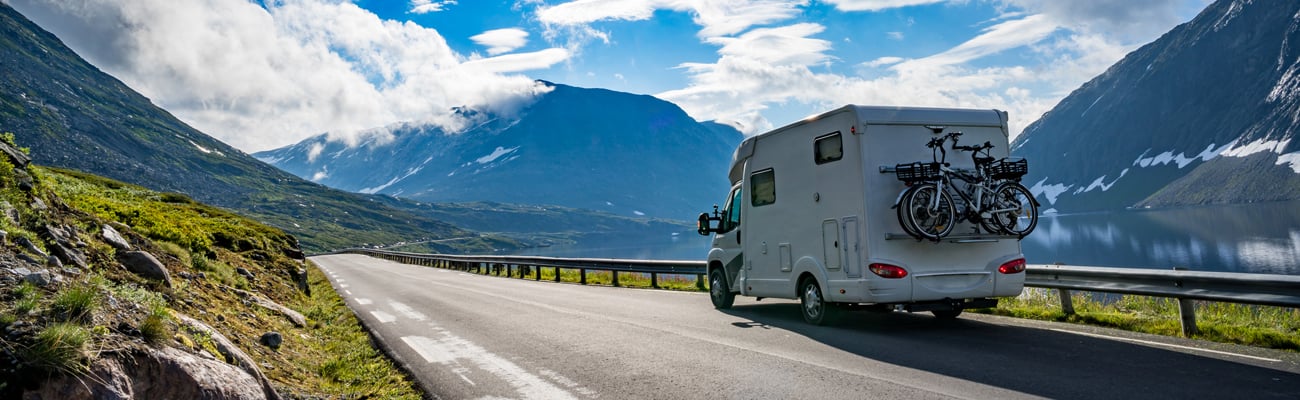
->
[24,269,52,286]
[15,169,34,192]
[15,236,48,258]
[9,267,31,277]
[30,197,46,211]
[51,245,88,269]
[236,267,254,279]
[17,253,42,266]
[289,267,310,296]
[0,141,30,168]
[0,230,7,244]
[259,332,282,350]
[247,296,307,328]
[101,224,132,251]
[176,314,283,400]
[119,251,172,287]
[23,347,270,400]
[45,255,62,268]
[1,201,18,225]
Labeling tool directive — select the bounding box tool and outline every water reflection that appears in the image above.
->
[1023,201,1300,274]
[510,202,1300,275]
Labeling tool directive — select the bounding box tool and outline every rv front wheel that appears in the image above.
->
[709,269,735,309]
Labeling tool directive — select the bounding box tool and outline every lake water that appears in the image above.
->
[508,201,1300,275]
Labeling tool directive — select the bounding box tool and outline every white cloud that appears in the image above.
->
[7,0,568,151]
[410,0,456,14]
[707,23,832,66]
[824,0,945,12]
[863,56,904,67]
[462,48,572,73]
[886,31,903,40]
[471,28,530,55]
[537,0,807,37]
[893,14,1060,71]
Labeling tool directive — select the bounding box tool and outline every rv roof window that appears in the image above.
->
[814,132,843,165]
[752,169,776,207]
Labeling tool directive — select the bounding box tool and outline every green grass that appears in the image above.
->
[22,323,90,374]
[12,281,39,315]
[979,288,1300,351]
[289,262,421,399]
[51,284,98,322]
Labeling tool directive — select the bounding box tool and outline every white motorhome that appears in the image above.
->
[698,105,1026,324]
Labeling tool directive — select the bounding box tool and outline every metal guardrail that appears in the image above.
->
[340,249,1300,336]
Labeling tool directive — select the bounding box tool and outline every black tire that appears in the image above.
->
[904,183,955,241]
[799,278,834,325]
[895,186,921,239]
[932,309,963,319]
[709,268,735,309]
[990,183,1038,237]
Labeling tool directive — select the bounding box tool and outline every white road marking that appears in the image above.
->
[401,334,579,400]
[340,284,349,288]
[389,301,428,321]
[356,298,373,305]
[344,290,351,295]
[1050,329,1282,362]
[370,310,397,323]
[336,279,346,283]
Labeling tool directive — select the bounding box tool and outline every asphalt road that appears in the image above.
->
[312,254,1300,400]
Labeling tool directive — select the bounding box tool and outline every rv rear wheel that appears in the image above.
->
[709,269,735,309]
[799,278,835,325]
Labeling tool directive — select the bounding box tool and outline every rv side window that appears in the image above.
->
[751,169,775,207]
[814,132,843,165]
[723,187,742,232]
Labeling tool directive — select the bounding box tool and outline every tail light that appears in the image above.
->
[869,263,908,279]
[998,258,1026,274]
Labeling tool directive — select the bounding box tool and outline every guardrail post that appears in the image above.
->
[1178,298,1198,337]
[696,274,706,290]
[554,267,562,282]
[535,265,541,281]
[650,273,658,289]
[1059,289,1075,315]
[612,271,620,287]
[1173,267,1198,336]
[580,269,587,285]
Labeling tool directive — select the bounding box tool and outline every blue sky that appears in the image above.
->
[7,0,1211,151]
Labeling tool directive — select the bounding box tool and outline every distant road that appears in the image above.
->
[312,254,1300,399]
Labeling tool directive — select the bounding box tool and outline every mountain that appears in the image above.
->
[1010,0,1300,213]
[255,82,743,221]
[0,3,481,252]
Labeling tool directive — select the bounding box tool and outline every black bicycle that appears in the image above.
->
[893,131,1037,241]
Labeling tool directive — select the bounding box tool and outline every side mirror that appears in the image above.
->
[697,212,714,236]
[697,205,722,236]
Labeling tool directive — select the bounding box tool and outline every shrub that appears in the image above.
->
[140,304,170,345]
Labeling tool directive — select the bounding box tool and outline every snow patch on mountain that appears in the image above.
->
[307,142,326,163]
[1076,169,1130,194]
[360,165,426,194]
[1029,177,1072,205]
[476,146,519,164]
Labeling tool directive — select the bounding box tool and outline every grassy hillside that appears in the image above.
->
[0,139,421,398]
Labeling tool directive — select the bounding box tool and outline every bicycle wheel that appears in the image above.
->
[990,183,1038,237]
[903,183,955,241]
[895,186,921,239]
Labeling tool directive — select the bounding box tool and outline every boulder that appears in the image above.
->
[49,245,86,269]
[23,269,52,286]
[15,236,48,259]
[176,314,283,400]
[259,332,283,350]
[100,224,132,251]
[119,251,172,287]
[23,346,269,400]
